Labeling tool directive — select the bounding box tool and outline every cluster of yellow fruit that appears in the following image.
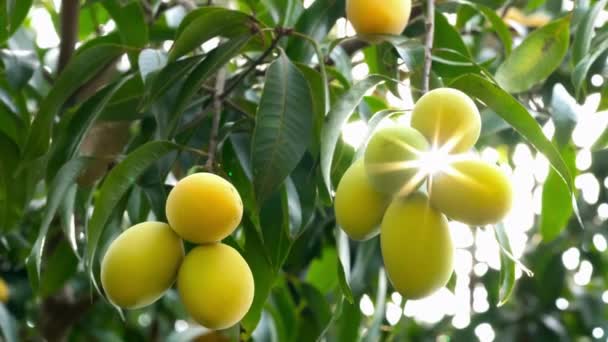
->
[101,173,254,330]
[335,88,513,300]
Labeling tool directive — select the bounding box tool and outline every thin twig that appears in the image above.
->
[423,0,435,94]
[205,68,227,171]
[220,30,284,99]
[57,0,80,73]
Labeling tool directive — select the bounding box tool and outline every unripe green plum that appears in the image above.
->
[101,222,184,309]
[381,193,454,299]
[166,173,243,244]
[347,0,412,37]
[178,243,254,330]
[335,159,390,241]
[429,158,513,226]
[364,125,430,196]
[411,88,481,153]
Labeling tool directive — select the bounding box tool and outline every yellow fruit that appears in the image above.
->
[178,243,254,330]
[0,278,9,303]
[347,0,412,36]
[166,173,243,244]
[101,222,184,309]
[429,158,513,226]
[335,159,390,240]
[411,88,481,153]
[364,125,429,196]
[381,193,453,299]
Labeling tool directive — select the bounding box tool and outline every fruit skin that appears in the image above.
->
[178,243,254,330]
[335,159,390,241]
[166,173,243,244]
[429,158,513,226]
[0,278,9,303]
[101,222,184,309]
[411,88,481,153]
[347,0,412,36]
[381,193,454,299]
[364,125,429,196]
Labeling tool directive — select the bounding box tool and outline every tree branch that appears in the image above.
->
[57,0,80,74]
[423,0,435,94]
[205,68,227,171]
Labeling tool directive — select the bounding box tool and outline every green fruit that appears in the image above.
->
[411,88,481,153]
[178,243,254,330]
[381,193,454,299]
[335,159,390,240]
[429,158,513,226]
[364,125,430,196]
[101,222,184,309]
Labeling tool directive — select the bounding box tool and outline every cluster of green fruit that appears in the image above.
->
[101,173,253,330]
[335,88,513,300]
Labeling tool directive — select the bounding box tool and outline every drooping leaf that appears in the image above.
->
[169,7,254,61]
[320,75,386,193]
[86,141,180,283]
[494,224,515,306]
[251,52,313,203]
[571,0,608,65]
[336,230,354,303]
[0,0,33,44]
[549,84,578,147]
[22,44,125,162]
[103,0,149,66]
[39,239,79,298]
[0,49,37,90]
[495,17,569,93]
[361,268,387,342]
[541,145,576,242]
[143,55,203,110]
[461,1,513,55]
[450,74,574,193]
[27,157,92,287]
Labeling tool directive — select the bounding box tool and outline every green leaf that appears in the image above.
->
[541,145,576,242]
[143,55,203,110]
[494,224,515,306]
[22,44,125,162]
[434,11,471,57]
[0,304,17,342]
[320,75,386,193]
[307,246,339,294]
[572,37,608,97]
[336,230,354,303]
[571,0,608,65]
[286,0,344,62]
[102,0,148,66]
[48,77,132,180]
[251,52,313,203]
[0,101,25,147]
[495,17,569,93]
[169,7,254,61]
[27,157,91,289]
[0,0,32,44]
[461,1,513,55]
[241,218,277,334]
[39,239,79,298]
[259,189,292,271]
[86,141,180,283]
[295,64,326,156]
[450,74,574,193]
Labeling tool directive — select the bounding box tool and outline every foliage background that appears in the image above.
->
[0,0,607,341]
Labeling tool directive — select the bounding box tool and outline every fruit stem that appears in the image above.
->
[423,0,435,94]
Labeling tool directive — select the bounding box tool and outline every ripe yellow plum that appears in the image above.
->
[429,158,513,226]
[411,88,481,153]
[166,173,243,244]
[347,0,412,37]
[101,222,184,309]
[364,125,429,196]
[178,243,254,330]
[0,278,9,303]
[381,193,454,299]
[335,159,390,241]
